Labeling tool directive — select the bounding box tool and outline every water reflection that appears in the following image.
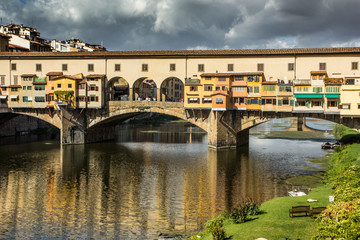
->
[0,121,328,239]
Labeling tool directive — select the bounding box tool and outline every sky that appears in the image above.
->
[1,0,360,51]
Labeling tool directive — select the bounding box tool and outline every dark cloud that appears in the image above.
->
[0,0,359,50]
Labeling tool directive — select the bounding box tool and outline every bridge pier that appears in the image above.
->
[60,110,85,145]
[207,111,248,149]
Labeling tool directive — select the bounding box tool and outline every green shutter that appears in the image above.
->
[278,99,282,106]
[295,101,299,107]
[247,99,251,105]
[290,99,294,106]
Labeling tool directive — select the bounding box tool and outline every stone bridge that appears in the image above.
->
[1,102,359,149]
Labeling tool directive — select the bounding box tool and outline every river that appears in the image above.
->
[0,118,334,239]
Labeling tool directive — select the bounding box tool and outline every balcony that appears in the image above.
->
[185,78,200,85]
[33,77,46,84]
[293,79,311,85]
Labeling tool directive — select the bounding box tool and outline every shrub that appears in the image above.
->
[205,215,225,233]
[211,226,226,240]
[244,199,261,216]
[230,205,248,224]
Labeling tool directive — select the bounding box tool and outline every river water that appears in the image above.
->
[0,119,333,239]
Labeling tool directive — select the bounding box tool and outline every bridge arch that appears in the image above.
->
[88,106,208,132]
[106,76,130,101]
[160,77,184,102]
[132,77,157,101]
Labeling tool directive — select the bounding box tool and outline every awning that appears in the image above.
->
[10,95,18,99]
[325,94,340,98]
[0,95,7,99]
[294,94,323,98]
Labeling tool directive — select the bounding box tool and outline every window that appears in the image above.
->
[115,64,121,71]
[35,96,45,102]
[188,98,199,103]
[11,88,18,92]
[326,86,340,93]
[190,86,198,91]
[222,86,227,91]
[215,86,220,91]
[254,86,260,93]
[62,64,68,71]
[247,86,253,93]
[283,99,289,105]
[27,86,32,90]
[263,85,275,91]
[228,64,234,71]
[88,64,94,72]
[279,86,291,92]
[328,101,338,107]
[319,75,324,80]
[11,63,16,71]
[142,64,148,72]
[1,76,5,85]
[233,86,245,92]
[342,104,350,109]
[257,63,264,72]
[234,76,243,81]
[319,62,326,70]
[198,64,204,72]
[265,99,272,104]
[90,85,98,91]
[288,63,294,71]
[254,75,260,82]
[23,86,26,90]
[218,77,226,81]
[202,98,212,103]
[35,85,45,91]
[205,76,211,80]
[204,85,212,91]
[345,79,355,85]
[68,84,72,88]
[312,75,317,80]
[57,84,61,88]
[313,87,323,93]
[215,97,223,104]
[170,64,176,71]
[352,62,358,70]
[36,64,42,72]
[23,96,32,102]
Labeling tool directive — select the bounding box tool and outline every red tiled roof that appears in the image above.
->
[86,74,105,78]
[9,43,29,50]
[0,47,360,58]
[47,72,63,76]
[311,71,327,75]
[0,33,11,38]
[52,75,83,81]
[8,85,21,88]
[21,74,37,77]
[262,81,278,85]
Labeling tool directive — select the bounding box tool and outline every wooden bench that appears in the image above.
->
[309,207,326,218]
[289,206,310,218]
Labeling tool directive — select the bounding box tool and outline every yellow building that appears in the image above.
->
[261,81,277,111]
[246,73,263,110]
[47,73,83,108]
[184,78,202,108]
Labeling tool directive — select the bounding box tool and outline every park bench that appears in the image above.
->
[289,206,310,217]
[309,207,326,218]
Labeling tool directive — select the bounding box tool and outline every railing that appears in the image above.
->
[185,78,200,84]
[109,100,184,108]
[293,79,311,85]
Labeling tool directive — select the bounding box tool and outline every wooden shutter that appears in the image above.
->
[95,86,99,91]
[96,96,99,102]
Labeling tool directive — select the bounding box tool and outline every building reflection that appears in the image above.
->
[0,140,290,239]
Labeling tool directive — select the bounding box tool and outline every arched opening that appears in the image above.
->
[0,112,60,145]
[107,77,130,101]
[160,77,184,102]
[133,77,157,101]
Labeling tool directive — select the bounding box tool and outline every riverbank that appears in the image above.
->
[194,143,360,240]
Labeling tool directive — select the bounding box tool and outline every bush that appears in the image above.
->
[244,199,261,216]
[211,226,226,240]
[205,215,225,233]
[340,134,360,145]
[230,205,248,224]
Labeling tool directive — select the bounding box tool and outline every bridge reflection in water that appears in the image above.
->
[0,122,327,239]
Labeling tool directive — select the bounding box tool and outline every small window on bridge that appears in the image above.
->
[198,64,204,72]
[88,64,94,72]
[115,64,121,71]
[170,64,176,71]
[142,64,148,72]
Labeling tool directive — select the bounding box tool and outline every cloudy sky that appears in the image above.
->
[1,0,360,51]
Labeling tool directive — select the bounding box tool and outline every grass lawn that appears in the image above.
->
[200,185,332,240]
